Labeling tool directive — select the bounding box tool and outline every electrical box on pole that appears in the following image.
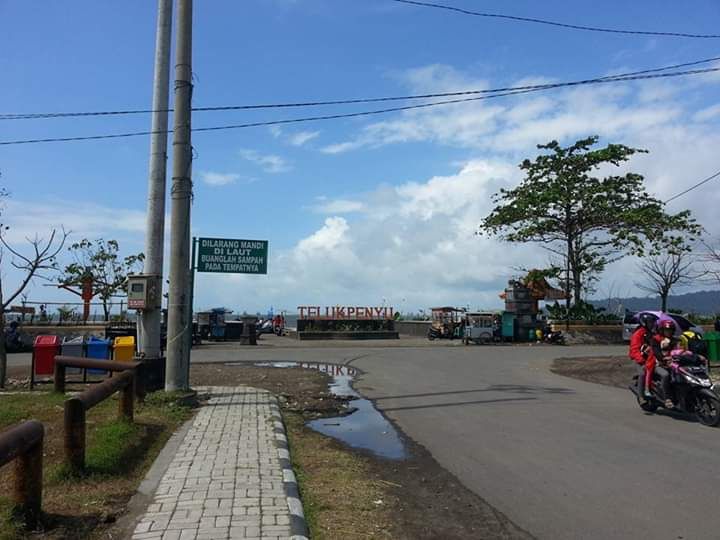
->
[127,275,162,311]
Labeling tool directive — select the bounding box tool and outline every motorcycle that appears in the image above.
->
[427,326,442,340]
[629,351,720,427]
[543,330,566,345]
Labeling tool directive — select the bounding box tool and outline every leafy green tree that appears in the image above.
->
[60,239,144,321]
[481,136,701,305]
[57,304,78,323]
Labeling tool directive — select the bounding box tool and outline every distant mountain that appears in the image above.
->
[591,290,720,316]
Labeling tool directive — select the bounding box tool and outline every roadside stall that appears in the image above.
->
[463,312,497,345]
[428,307,465,340]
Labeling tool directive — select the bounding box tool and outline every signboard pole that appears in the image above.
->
[185,237,197,383]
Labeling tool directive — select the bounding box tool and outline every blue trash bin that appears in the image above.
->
[86,336,111,374]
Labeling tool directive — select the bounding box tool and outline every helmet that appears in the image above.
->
[638,313,655,330]
[658,319,675,334]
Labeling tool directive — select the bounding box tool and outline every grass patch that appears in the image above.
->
[0,498,24,540]
[0,389,194,539]
[87,420,141,475]
[0,406,24,427]
[284,412,394,539]
[49,420,143,483]
[0,393,65,429]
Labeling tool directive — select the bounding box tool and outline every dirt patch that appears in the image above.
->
[551,356,634,388]
[289,413,533,540]
[189,363,350,418]
[191,363,532,539]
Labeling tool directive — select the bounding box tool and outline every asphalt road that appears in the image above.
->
[188,341,720,540]
[10,340,720,538]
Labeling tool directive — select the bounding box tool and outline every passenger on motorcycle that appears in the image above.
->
[649,319,677,407]
[629,313,656,400]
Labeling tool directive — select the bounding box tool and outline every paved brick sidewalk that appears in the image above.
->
[131,386,307,540]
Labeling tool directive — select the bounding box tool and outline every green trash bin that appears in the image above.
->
[704,331,720,362]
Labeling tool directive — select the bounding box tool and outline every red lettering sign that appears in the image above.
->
[297,306,394,320]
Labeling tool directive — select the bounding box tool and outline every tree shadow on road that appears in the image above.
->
[382,396,538,412]
[374,384,575,402]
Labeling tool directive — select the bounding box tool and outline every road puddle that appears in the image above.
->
[252,361,407,460]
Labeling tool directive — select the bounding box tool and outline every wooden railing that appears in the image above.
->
[0,420,44,526]
[53,355,144,400]
[64,370,135,472]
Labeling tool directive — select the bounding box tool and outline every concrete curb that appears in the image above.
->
[269,399,310,540]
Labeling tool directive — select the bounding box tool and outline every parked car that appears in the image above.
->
[622,311,704,341]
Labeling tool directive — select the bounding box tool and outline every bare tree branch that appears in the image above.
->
[635,251,698,311]
[0,227,69,310]
[699,239,720,289]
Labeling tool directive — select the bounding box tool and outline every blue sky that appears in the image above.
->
[2,0,720,315]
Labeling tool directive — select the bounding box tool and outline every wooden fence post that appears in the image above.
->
[0,420,45,528]
[64,398,85,472]
[120,379,134,422]
[14,430,43,526]
[53,361,66,393]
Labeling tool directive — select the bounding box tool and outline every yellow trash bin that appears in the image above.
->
[113,336,136,362]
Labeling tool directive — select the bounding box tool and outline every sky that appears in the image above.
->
[1,0,720,316]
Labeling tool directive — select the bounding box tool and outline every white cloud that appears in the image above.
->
[196,160,530,311]
[199,171,240,186]
[296,217,350,255]
[194,64,720,312]
[289,131,320,146]
[311,198,366,214]
[320,63,717,155]
[239,149,291,173]
[321,141,365,154]
[693,103,720,123]
[196,139,720,311]
[2,199,146,245]
[0,198,150,305]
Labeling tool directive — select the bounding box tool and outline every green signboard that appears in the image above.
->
[197,237,268,274]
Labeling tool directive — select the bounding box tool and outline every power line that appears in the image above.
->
[390,0,720,39]
[665,169,720,203]
[2,55,719,121]
[1,67,719,146]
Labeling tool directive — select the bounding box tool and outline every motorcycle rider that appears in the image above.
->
[629,313,656,400]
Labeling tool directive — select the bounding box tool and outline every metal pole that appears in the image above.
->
[139,0,173,361]
[165,0,193,391]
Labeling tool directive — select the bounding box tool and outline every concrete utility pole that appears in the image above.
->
[165,0,193,391]
[139,0,173,361]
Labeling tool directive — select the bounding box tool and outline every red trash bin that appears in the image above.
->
[33,335,61,375]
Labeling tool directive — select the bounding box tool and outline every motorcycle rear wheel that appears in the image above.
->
[695,392,720,427]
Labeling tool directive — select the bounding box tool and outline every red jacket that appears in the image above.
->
[629,327,653,365]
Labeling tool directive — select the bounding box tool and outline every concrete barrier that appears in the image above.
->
[550,324,624,344]
[296,331,399,340]
[394,320,431,337]
[19,325,106,340]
